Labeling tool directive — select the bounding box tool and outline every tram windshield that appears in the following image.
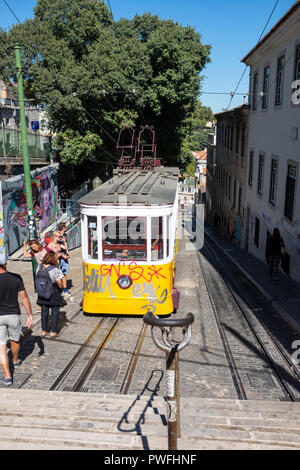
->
[102,216,146,261]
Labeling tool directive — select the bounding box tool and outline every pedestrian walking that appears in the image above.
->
[267,228,285,281]
[0,254,33,386]
[57,223,71,296]
[36,252,63,339]
[23,239,50,314]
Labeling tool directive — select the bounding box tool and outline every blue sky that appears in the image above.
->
[0,0,296,113]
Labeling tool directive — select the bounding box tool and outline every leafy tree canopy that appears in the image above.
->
[1,0,211,170]
[181,100,214,174]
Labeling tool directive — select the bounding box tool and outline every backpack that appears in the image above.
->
[45,232,53,245]
[35,266,55,300]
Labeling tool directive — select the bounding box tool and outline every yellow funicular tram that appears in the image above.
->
[79,126,179,316]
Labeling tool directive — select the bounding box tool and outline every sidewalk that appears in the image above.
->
[205,226,300,336]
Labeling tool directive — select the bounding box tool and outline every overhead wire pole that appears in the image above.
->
[15,44,38,281]
[15,45,36,240]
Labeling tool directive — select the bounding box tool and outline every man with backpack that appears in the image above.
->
[0,254,33,386]
[36,252,63,339]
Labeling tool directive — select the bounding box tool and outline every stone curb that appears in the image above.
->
[204,229,300,336]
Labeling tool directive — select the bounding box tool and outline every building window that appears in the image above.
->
[235,125,240,154]
[295,45,300,81]
[262,66,270,109]
[238,187,242,215]
[233,180,237,209]
[228,175,232,201]
[248,151,254,186]
[241,124,246,157]
[284,165,297,221]
[269,159,278,205]
[252,73,259,110]
[226,126,230,148]
[275,56,285,106]
[254,217,260,248]
[294,46,300,99]
[257,154,265,195]
[230,126,234,151]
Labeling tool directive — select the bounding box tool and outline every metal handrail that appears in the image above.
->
[144,311,194,353]
[143,311,195,450]
[144,311,194,329]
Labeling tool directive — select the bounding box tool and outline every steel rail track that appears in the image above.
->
[72,319,119,392]
[196,249,248,400]
[47,316,148,394]
[49,318,106,391]
[120,323,148,395]
[203,235,300,402]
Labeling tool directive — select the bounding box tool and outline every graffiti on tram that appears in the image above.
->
[84,263,169,313]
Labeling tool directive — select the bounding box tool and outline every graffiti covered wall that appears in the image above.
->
[1,164,59,255]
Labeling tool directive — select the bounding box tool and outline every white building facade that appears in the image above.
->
[242,1,300,282]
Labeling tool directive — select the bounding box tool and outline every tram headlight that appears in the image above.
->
[117,275,132,290]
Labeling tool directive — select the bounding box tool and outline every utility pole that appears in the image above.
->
[15,44,37,281]
[15,44,36,240]
[1,119,7,159]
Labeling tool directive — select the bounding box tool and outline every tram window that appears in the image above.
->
[151,217,164,261]
[102,216,146,261]
[87,216,98,260]
[166,215,170,258]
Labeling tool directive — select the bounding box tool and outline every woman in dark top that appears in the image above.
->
[37,252,63,338]
[267,228,284,281]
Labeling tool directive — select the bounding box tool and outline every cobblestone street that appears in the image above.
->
[3,228,299,402]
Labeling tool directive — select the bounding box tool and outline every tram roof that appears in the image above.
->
[80,168,179,207]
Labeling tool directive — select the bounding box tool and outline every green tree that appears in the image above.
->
[180,100,214,174]
[2,1,211,169]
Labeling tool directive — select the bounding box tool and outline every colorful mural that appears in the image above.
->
[1,165,59,255]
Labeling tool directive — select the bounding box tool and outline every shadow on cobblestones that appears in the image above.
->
[17,332,45,363]
[56,310,69,334]
[225,324,298,390]
[118,370,167,450]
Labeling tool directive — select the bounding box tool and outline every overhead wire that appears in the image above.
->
[103,0,154,141]
[2,0,128,164]
[1,0,21,24]
[225,0,280,110]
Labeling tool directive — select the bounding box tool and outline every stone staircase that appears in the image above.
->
[0,389,299,450]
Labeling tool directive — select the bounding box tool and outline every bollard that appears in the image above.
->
[143,312,194,451]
